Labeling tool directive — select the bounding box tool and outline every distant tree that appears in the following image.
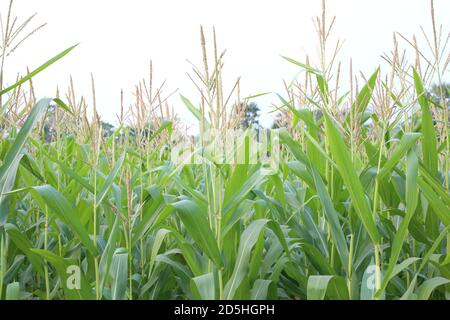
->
[426,83,450,128]
[43,104,57,143]
[429,83,450,109]
[241,102,260,129]
[101,121,115,137]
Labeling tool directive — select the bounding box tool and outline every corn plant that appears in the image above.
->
[0,0,448,300]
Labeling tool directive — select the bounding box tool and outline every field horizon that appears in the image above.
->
[0,0,449,302]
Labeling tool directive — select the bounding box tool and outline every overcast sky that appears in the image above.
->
[3,0,450,130]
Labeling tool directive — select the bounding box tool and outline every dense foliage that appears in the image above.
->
[0,0,449,300]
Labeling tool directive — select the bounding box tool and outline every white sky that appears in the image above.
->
[3,0,450,129]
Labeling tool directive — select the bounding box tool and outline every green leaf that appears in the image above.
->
[413,68,438,176]
[391,257,420,279]
[38,147,94,193]
[323,112,379,244]
[418,179,450,226]
[278,128,311,165]
[5,282,20,300]
[0,97,72,224]
[148,228,171,277]
[3,255,25,284]
[377,133,421,181]
[352,68,379,116]
[376,150,419,298]
[0,98,52,182]
[180,95,209,128]
[310,168,349,270]
[52,98,74,115]
[110,248,128,300]
[224,219,269,299]
[281,56,329,102]
[149,120,173,142]
[0,154,22,225]
[96,152,125,205]
[281,56,322,76]
[0,44,78,96]
[243,92,271,100]
[301,243,336,275]
[307,275,349,300]
[31,249,94,300]
[190,272,215,300]
[416,277,450,300]
[98,214,121,297]
[172,200,222,267]
[402,226,450,299]
[30,185,98,255]
[250,279,272,300]
[223,167,267,217]
[5,223,44,276]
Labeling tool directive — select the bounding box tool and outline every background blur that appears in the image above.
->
[3,0,450,130]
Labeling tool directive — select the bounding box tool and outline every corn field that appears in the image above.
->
[0,0,449,300]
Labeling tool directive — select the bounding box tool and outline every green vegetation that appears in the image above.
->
[0,0,449,300]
